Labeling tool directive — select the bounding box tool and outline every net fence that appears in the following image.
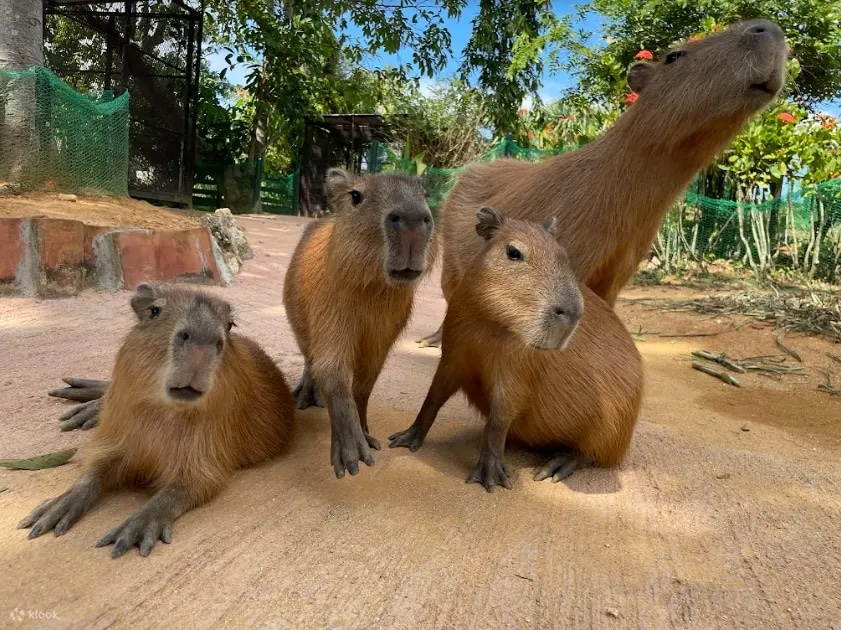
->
[0,66,130,196]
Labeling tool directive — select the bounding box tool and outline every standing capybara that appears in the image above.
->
[283,168,437,478]
[19,283,295,558]
[418,19,788,346]
[390,208,643,489]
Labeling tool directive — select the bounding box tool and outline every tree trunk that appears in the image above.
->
[0,0,44,183]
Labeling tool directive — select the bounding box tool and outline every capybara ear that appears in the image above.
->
[325,168,354,195]
[476,206,504,241]
[131,283,165,321]
[627,61,656,93]
[542,216,557,235]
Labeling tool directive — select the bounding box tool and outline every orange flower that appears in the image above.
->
[624,92,638,104]
[544,124,553,133]
[711,24,720,32]
[776,112,796,124]
[635,49,654,60]
[821,119,836,130]
[687,36,702,43]
[518,108,528,116]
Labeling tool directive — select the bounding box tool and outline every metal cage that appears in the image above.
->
[44,0,202,206]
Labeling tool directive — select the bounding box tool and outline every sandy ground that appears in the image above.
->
[0,191,204,230]
[0,215,839,630]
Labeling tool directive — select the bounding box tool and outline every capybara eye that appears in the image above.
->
[150,306,161,318]
[388,213,400,224]
[350,190,364,205]
[506,245,523,261]
[664,50,686,65]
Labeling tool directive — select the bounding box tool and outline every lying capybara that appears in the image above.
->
[390,208,643,490]
[418,19,788,346]
[283,168,437,478]
[19,283,295,558]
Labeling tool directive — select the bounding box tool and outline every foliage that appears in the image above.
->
[459,0,572,137]
[379,78,489,168]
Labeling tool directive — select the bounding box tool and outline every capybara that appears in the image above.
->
[19,283,295,558]
[283,168,436,478]
[390,208,643,490]
[418,19,787,346]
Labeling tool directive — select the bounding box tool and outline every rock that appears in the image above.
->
[202,208,254,278]
[57,193,78,202]
[605,608,620,619]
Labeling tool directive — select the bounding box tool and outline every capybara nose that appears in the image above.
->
[743,20,784,41]
[388,204,433,231]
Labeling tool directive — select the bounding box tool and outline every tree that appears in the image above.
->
[0,0,44,182]
[203,0,464,213]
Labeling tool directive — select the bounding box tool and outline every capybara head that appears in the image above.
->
[627,19,787,152]
[472,207,584,350]
[130,283,235,403]
[326,168,435,286]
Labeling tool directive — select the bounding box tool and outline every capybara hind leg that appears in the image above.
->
[57,399,102,432]
[389,353,460,451]
[533,449,594,483]
[292,363,324,410]
[48,377,109,403]
[416,323,443,348]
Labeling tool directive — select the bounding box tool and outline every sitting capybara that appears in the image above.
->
[390,208,643,491]
[283,168,437,478]
[19,283,295,557]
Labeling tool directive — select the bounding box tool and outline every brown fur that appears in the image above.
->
[421,19,787,347]
[283,168,436,477]
[19,283,295,557]
[390,210,643,491]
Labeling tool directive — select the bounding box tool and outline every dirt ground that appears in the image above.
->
[0,214,839,630]
[0,191,204,230]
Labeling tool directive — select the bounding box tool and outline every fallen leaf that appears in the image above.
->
[0,448,77,470]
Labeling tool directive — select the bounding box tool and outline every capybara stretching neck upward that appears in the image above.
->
[283,168,436,478]
[418,19,787,347]
[391,208,643,491]
[19,283,295,558]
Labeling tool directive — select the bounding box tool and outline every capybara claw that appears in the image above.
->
[387,425,426,451]
[533,451,592,483]
[467,454,513,493]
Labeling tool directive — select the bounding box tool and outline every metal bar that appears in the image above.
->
[187,6,203,207]
[48,11,193,20]
[181,12,195,198]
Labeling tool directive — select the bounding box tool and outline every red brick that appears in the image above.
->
[0,217,25,284]
[33,218,86,296]
[153,227,220,285]
[113,229,157,290]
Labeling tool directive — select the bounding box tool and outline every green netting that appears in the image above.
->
[0,66,130,196]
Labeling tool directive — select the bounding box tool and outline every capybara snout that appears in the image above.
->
[385,201,434,283]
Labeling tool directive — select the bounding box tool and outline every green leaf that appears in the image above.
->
[0,448,77,470]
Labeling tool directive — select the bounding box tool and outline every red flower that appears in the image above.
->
[624,92,638,104]
[635,49,654,60]
[776,112,796,124]
[711,24,720,32]
[821,118,836,130]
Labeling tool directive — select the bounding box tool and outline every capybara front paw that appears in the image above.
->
[95,510,174,558]
[58,398,102,431]
[48,377,108,403]
[533,451,593,483]
[466,453,512,493]
[387,425,426,451]
[331,429,375,478]
[18,490,88,539]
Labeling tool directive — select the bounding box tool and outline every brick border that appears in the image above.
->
[0,216,226,297]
